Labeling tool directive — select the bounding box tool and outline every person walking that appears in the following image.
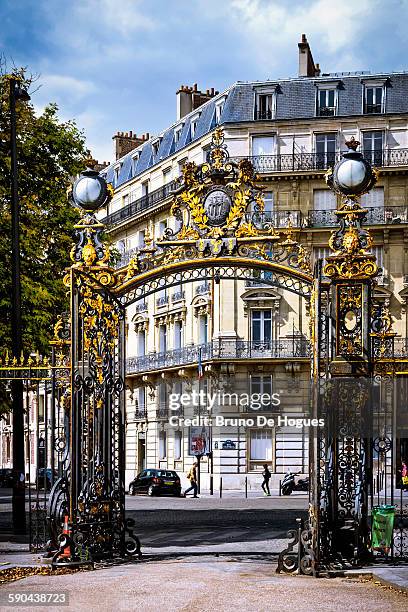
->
[184,462,198,498]
[402,459,408,491]
[261,463,271,496]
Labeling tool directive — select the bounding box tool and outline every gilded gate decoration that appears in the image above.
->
[3,129,408,572]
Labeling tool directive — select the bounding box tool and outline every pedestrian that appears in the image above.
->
[402,459,408,491]
[261,463,271,496]
[184,462,198,498]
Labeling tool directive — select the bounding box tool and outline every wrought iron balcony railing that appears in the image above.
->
[254,109,274,120]
[195,282,210,295]
[156,295,169,307]
[244,210,302,228]
[172,290,185,302]
[364,103,382,114]
[102,150,408,229]
[307,205,408,227]
[126,338,311,375]
[317,106,336,117]
[101,179,177,227]
[134,406,147,420]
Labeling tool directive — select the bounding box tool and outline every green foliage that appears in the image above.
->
[0,69,88,355]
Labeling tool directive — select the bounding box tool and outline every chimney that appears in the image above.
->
[176,84,219,120]
[298,34,319,77]
[112,131,148,160]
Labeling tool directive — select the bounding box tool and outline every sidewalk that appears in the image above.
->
[345,566,408,595]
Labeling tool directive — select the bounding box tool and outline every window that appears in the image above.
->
[364,85,384,114]
[137,331,145,357]
[141,180,149,197]
[251,310,272,345]
[190,113,200,139]
[215,100,224,124]
[313,189,337,211]
[315,133,336,168]
[361,187,384,209]
[174,125,183,145]
[250,429,273,461]
[250,375,273,402]
[159,325,167,352]
[114,165,121,186]
[254,91,276,120]
[137,230,145,249]
[362,131,384,166]
[136,387,145,419]
[252,135,276,156]
[163,167,171,184]
[159,430,167,459]
[122,194,129,208]
[174,431,182,460]
[317,88,337,116]
[131,153,140,175]
[174,320,183,349]
[152,138,160,157]
[313,247,331,277]
[199,315,208,344]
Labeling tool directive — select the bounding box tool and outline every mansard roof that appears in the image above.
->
[102,70,408,188]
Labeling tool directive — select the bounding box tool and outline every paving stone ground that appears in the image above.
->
[0,557,407,612]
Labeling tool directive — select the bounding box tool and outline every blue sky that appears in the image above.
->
[2,0,408,162]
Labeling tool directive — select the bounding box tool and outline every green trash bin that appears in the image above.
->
[371,505,395,554]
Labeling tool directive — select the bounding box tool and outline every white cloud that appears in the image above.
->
[76,0,158,37]
[228,0,382,73]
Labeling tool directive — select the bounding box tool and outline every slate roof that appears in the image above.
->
[101,71,408,189]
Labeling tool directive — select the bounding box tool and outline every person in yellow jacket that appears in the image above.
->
[184,462,198,498]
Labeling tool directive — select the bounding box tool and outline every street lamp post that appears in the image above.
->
[10,76,30,535]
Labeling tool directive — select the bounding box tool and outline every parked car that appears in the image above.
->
[129,469,181,497]
[0,468,15,487]
[36,468,58,491]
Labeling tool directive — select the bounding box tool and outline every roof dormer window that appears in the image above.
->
[152,138,161,157]
[190,112,201,139]
[315,81,340,117]
[361,78,387,114]
[174,124,183,145]
[215,96,227,124]
[131,152,140,175]
[114,164,121,186]
[253,85,278,121]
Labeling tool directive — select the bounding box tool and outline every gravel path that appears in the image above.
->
[0,556,406,612]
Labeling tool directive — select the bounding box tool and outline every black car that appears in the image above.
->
[36,468,58,491]
[0,468,15,487]
[129,469,181,497]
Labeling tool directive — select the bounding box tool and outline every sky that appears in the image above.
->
[1,0,408,163]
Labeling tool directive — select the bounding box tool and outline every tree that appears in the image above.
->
[0,68,88,356]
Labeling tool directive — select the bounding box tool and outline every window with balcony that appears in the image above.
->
[311,189,337,225]
[317,88,337,117]
[252,135,276,157]
[364,85,385,114]
[362,131,384,166]
[251,310,272,346]
[174,321,183,349]
[141,180,149,197]
[159,325,167,352]
[199,315,208,344]
[315,133,336,168]
[254,90,276,120]
[137,331,146,357]
[135,387,145,419]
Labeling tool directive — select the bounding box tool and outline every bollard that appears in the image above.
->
[245,476,248,498]
[220,477,223,498]
[279,479,282,496]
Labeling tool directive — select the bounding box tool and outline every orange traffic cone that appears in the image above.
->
[60,515,71,558]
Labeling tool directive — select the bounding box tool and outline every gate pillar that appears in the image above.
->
[52,170,140,566]
[315,138,378,570]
